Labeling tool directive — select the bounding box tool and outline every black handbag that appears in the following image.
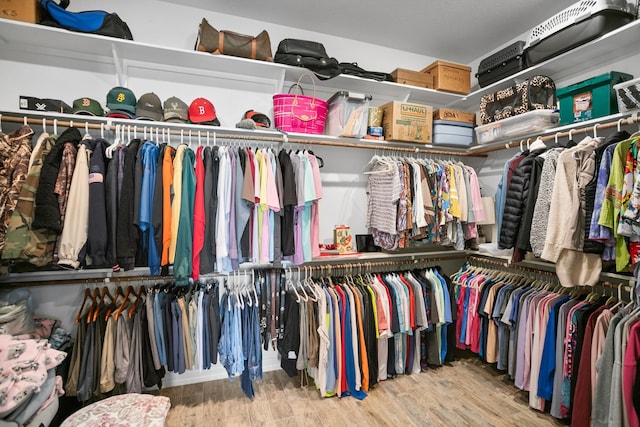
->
[274,38,341,80]
[40,0,133,40]
[479,75,556,124]
[276,39,328,58]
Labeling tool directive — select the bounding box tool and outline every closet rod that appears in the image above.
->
[471,112,640,155]
[0,114,487,158]
[466,255,631,294]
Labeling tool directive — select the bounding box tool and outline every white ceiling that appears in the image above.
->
[176,0,577,64]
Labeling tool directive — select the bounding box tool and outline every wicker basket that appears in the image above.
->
[273,74,328,134]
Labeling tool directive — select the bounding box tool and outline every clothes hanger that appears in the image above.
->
[114,285,135,320]
[105,286,124,321]
[75,286,94,324]
[92,285,114,323]
[128,285,147,318]
[85,287,101,324]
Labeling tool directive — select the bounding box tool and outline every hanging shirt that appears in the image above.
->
[174,148,195,286]
[140,141,160,275]
[192,146,206,280]
[169,145,186,264]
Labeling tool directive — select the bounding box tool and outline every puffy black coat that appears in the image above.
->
[517,155,545,251]
[499,148,546,249]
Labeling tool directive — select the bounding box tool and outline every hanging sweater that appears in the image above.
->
[57,144,90,269]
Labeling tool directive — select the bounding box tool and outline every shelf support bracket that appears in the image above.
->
[275,69,285,94]
[111,43,127,87]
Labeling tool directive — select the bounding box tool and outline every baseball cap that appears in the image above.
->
[243,110,271,128]
[189,98,220,126]
[163,96,189,123]
[106,86,137,119]
[71,97,104,116]
[136,92,163,121]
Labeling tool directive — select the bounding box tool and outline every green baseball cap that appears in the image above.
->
[106,86,137,114]
[71,97,104,116]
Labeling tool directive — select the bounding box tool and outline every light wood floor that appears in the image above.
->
[160,352,562,427]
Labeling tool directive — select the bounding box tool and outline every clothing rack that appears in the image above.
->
[0,112,487,157]
[466,255,634,301]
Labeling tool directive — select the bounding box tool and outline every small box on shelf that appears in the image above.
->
[433,108,476,125]
[421,60,471,95]
[379,101,433,144]
[390,68,433,88]
[0,0,42,23]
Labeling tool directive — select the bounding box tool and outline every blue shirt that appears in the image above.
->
[140,142,160,275]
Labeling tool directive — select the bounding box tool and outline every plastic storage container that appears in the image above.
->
[613,76,640,113]
[432,120,474,147]
[475,109,559,145]
[557,71,633,125]
[525,0,637,65]
[325,91,372,138]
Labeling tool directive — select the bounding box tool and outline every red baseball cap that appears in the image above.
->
[189,98,220,126]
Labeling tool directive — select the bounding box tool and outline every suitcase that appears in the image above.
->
[525,0,637,66]
[476,41,528,88]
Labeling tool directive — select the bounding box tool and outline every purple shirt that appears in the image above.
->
[589,143,617,261]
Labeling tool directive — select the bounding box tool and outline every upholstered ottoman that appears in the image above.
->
[60,394,171,427]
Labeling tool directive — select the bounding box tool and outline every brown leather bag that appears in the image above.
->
[195,18,273,62]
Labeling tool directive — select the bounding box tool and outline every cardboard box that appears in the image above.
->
[0,0,42,23]
[421,60,471,94]
[391,68,433,88]
[434,108,476,124]
[379,101,433,144]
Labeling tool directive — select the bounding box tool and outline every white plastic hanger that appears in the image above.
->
[593,123,599,138]
[529,136,546,151]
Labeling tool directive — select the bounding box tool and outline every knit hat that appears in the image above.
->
[136,92,163,121]
[71,97,104,116]
[163,96,189,123]
[188,98,220,126]
[243,110,271,128]
[106,86,136,119]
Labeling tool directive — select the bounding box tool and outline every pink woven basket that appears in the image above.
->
[273,74,328,134]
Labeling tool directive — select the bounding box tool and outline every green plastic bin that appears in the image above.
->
[557,71,633,125]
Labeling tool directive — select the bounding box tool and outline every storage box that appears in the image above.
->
[391,68,433,88]
[0,0,42,23]
[433,120,474,147]
[433,108,476,125]
[475,109,559,144]
[613,76,640,113]
[325,91,372,138]
[421,60,472,94]
[379,101,433,144]
[557,71,633,125]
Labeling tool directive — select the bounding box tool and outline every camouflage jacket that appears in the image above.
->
[0,126,34,256]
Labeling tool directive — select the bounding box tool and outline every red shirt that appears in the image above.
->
[191,146,205,280]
